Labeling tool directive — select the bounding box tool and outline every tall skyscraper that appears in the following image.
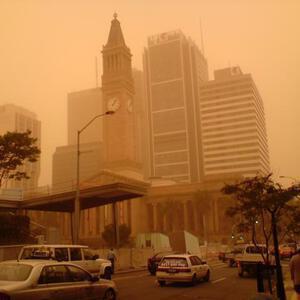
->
[143,30,208,182]
[0,104,41,190]
[199,66,270,178]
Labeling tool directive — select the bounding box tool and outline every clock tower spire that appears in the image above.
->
[101,14,140,176]
[102,13,134,96]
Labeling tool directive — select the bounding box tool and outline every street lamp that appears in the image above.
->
[73,110,114,244]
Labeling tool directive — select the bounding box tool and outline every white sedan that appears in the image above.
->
[0,260,117,300]
[156,254,210,286]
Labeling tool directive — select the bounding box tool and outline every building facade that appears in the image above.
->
[199,67,270,179]
[143,30,208,183]
[0,104,41,190]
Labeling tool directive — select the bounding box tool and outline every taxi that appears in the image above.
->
[156,254,210,286]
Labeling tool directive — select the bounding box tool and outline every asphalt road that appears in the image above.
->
[113,260,260,300]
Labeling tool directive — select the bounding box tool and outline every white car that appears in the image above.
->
[156,254,210,286]
[18,244,112,279]
[0,260,117,300]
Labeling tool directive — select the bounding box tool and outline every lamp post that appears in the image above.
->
[73,110,114,244]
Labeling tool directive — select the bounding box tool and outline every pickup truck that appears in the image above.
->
[235,244,275,277]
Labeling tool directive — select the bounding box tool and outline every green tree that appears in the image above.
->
[0,130,40,187]
[221,174,300,300]
[101,224,131,247]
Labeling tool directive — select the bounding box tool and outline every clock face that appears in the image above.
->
[127,99,133,113]
[107,97,120,112]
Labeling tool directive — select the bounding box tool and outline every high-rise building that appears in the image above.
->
[199,66,270,178]
[143,30,208,182]
[0,104,41,190]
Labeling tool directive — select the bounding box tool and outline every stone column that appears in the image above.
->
[193,201,199,232]
[153,203,158,232]
[183,201,189,231]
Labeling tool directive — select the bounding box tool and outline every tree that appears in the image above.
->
[0,213,33,244]
[0,130,40,187]
[101,224,131,247]
[221,174,300,300]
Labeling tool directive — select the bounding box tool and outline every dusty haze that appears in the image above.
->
[0,0,299,185]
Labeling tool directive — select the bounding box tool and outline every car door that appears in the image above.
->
[194,256,206,278]
[82,248,99,275]
[69,247,86,269]
[38,265,85,300]
[67,265,104,300]
[189,256,201,279]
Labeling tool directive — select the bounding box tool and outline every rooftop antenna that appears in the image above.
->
[95,56,99,88]
[199,18,205,56]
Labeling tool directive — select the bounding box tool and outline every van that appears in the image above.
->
[18,244,112,279]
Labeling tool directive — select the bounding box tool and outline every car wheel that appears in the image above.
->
[150,266,156,276]
[191,274,198,286]
[204,270,210,282]
[104,267,112,280]
[102,289,116,300]
[158,280,166,287]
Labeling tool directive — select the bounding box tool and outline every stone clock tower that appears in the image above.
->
[102,13,141,177]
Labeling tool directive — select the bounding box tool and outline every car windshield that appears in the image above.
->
[160,257,188,267]
[0,263,33,281]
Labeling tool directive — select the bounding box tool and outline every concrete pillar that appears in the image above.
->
[100,206,105,232]
[153,203,157,232]
[193,201,199,232]
[112,202,119,247]
[183,201,189,231]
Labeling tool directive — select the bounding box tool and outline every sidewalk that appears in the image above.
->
[283,264,297,300]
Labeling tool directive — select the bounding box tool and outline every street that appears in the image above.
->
[113,260,259,300]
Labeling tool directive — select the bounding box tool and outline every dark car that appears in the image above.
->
[147,251,176,275]
[218,246,232,262]
[225,246,245,267]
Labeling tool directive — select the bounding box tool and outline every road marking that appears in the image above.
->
[212,277,226,284]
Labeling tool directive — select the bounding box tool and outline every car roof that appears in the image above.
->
[22,244,88,248]
[0,259,68,267]
[162,254,194,258]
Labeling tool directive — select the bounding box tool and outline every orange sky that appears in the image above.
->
[0,0,299,185]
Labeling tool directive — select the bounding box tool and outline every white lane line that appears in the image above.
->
[212,277,226,284]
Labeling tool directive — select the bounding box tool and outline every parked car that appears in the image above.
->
[18,244,112,279]
[224,245,245,267]
[218,246,232,262]
[156,254,210,286]
[0,260,117,300]
[279,244,296,259]
[147,251,176,275]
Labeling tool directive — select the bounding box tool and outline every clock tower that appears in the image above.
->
[102,13,141,176]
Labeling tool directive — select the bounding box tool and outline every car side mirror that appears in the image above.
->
[93,254,99,260]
